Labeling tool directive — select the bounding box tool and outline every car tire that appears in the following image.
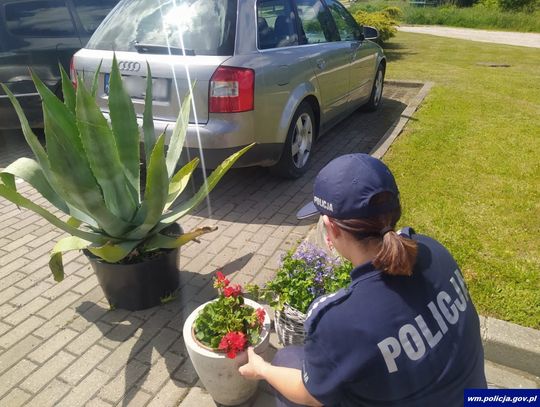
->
[270,102,316,179]
[364,63,385,112]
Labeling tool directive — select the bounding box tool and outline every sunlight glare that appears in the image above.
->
[160,0,213,218]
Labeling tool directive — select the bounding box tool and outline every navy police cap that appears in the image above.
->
[297,154,400,220]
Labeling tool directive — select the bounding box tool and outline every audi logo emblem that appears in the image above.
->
[118,61,141,72]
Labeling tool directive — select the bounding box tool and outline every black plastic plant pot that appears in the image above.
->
[86,248,180,311]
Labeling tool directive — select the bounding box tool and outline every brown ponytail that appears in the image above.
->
[333,193,418,276]
[374,229,418,276]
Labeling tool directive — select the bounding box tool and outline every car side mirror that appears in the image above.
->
[363,26,379,41]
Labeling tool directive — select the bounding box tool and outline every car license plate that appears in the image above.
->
[104,74,169,101]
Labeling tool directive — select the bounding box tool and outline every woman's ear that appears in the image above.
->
[322,215,340,239]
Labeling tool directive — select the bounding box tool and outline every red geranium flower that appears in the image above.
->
[218,331,247,359]
[256,308,266,325]
[214,271,230,289]
[223,284,242,298]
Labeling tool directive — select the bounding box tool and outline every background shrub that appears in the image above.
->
[382,5,404,18]
[353,9,400,42]
[348,0,540,32]
[498,0,539,11]
[402,2,540,31]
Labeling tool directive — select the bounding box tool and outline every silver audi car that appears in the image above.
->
[73,0,386,178]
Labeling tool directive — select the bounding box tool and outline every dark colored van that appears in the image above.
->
[0,0,119,129]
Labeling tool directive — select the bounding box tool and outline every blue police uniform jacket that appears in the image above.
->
[301,231,487,406]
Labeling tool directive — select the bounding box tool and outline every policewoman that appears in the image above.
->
[239,153,487,406]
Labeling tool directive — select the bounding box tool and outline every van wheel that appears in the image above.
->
[364,64,385,111]
[270,102,316,179]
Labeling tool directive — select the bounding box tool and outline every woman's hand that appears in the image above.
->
[238,347,270,380]
[240,349,323,406]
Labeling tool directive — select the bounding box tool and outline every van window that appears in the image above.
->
[4,0,77,37]
[73,0,119,34]
[87,0,237,56]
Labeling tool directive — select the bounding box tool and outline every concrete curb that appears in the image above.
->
[481,316,540,378]
[370,80,434,159]
[308,80,540,379]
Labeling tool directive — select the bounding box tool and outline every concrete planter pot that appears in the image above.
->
[182,298,271,406]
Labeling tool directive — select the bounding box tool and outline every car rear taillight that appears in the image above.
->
[69,57,77,88]
[209,66,254,113]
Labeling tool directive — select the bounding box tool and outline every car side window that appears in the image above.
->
[325,0,362,41]
[4,0,77,37]
[257,0,298,49]
[73,0,118,34]
[295,0,338,44]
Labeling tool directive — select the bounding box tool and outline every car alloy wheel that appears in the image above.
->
[373,68,384,107]
[364,63,385,112]
[291,112,313,169]
[270,101,317,178]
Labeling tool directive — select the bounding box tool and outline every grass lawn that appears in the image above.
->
[382,32,540,328]
[402,5,540,33]
[347,1,540,33]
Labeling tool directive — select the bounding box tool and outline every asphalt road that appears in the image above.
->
[398,25,540,48]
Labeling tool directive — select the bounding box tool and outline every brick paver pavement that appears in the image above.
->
[0,83,422,407]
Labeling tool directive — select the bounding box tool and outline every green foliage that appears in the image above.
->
[194,275,265,351]
[247,242,353,314]
[160,292,177,304]
[348,0,540,30]
[348,1,405,15]
[382,5,403,19]
[384,32,540,328]
[498,0,539,11]
[0,57,253,281]
[477,0,500,9]
[353,9,400,42]
[402,3,540,31]
[194,296,260,349]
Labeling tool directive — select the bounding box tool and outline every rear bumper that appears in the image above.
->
[0,94,43,130]
[103,111,284,168]
[150,114,256,150]
[180,143,283,169]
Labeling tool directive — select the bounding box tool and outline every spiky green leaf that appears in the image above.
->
[49,236,92,281]
[32,71,131,236]
[1,157,69,215]
[0,184,106,244]
[166,92,191,178]
[157,143,254,230]
[2,80,95,227]
[108,55,140,200]
[164,157,200,211]
[143,62,156,164]
[76,72,138,222]
[127,134,169,240]
[0,84,53,181]
[87,240,141,263]
[67,217,82,228]
[91,59,103,97]
[144,226,217,251]
[59,64,76,114]
[0,172,16,190]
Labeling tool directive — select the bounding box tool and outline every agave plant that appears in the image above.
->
[0,56,252,282]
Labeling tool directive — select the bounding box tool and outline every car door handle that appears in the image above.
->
[316,58,326,70]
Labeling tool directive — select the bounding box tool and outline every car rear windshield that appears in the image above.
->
[86,0,237,56]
